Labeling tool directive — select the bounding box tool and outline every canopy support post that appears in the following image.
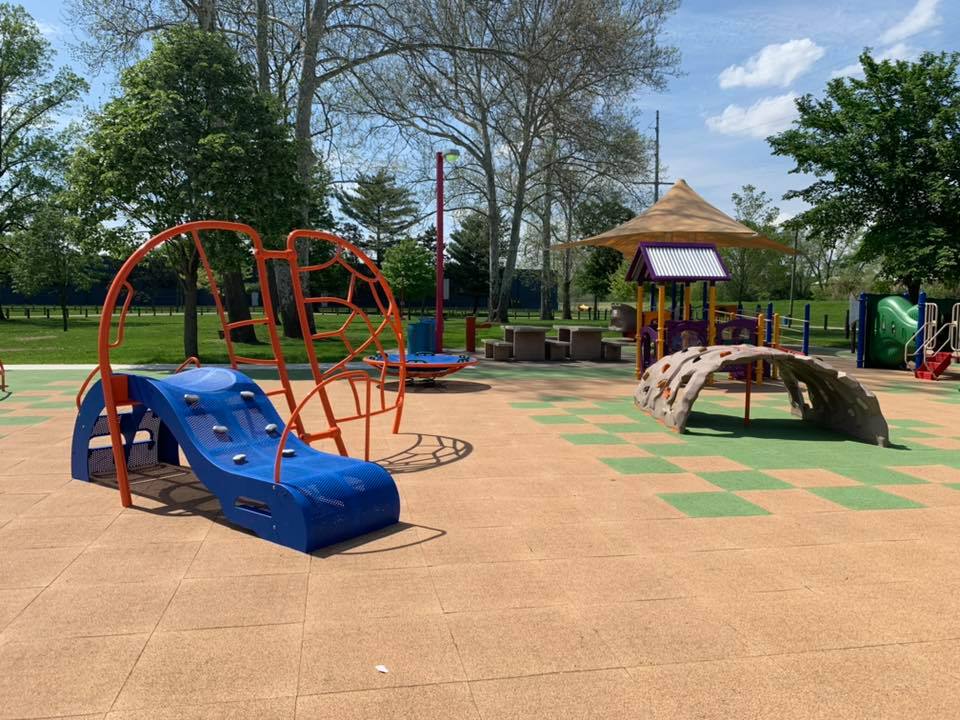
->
[657,284,666,360]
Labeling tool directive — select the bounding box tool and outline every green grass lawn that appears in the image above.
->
[0,301,852,364]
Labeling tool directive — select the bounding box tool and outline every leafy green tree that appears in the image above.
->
[336,170,419,264]
[0,3,87,321]
[720,185,789,302]
[572,197,634,315]
[447,213,496,314]
[8,202,99,331]
[70,27,304,358]
[769,51,960,301]
[381,238,434,310]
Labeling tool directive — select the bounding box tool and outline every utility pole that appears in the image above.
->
[654,110,661,202]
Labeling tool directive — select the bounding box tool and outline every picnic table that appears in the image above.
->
[503,325,547,361]
[554,325,604,361]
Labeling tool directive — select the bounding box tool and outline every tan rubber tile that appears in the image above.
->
[770,645,957,719]
[159,573,307,631]
[418,525,536,566]
[430,560,569,613]
[0,633,147,719]
[447,606,620,680]
[708,588,866,654]
[572,493,684,523]
[586,597,753,666]
[707,514,825,548]
[663,455,750,472]
[667,548,806,596]
[629,432,686,445]
[629,656,789,719]
[0,514,115,548]
[775,542,919,586]
[296,684,480,720]
[3,579,178,641]
[607,517,737,554]
[0,472,71,494]
[521,523,634,559]
[0,587,40,631]
[22,482,125,517]
[888,464,960,483]
[0,493,48,517]
[59,542,201,585]
[105,697,296,719]
[0,545,84,588]
[310,525,428,575]
[305,567,442,621]
[555,555,687,604]
[185,538,308,578]
[605,472,721,495]
[470,668,643,720]
[299,615,465,694]
[763,469,861,487]
[736,488,848,514]
[93,513,212,545]
[911,437,960,450]
[882,483,960,506]
[112,624,301,710]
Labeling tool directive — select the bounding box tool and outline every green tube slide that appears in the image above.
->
[868,296,919,368]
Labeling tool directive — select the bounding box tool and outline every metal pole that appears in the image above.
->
[654,111,660,202]
[435,151,444,353]
[788,227,798,322]
[802,303,811,355]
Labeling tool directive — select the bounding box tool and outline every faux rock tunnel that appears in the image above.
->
[634,345,890,446]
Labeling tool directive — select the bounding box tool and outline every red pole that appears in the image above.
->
[435,151,444,353]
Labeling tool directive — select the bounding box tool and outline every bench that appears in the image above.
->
[483,339,513,361]
[601,338,627,361]
[545,339,569,360]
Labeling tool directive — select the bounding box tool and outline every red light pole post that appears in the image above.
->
[435,151,444,352]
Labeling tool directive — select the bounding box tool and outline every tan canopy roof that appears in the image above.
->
[556,179,794,255]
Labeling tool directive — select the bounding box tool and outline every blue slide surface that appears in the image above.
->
[72,367,400,552]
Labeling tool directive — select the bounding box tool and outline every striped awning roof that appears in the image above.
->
[625,243,730,283]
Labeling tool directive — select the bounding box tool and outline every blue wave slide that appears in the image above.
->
[71,367,400,552]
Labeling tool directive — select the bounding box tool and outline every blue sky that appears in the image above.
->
[19,0,960,221]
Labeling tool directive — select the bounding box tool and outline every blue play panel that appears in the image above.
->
[365,352,477,379]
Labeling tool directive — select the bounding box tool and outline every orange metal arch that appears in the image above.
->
[89,220,301,508]
[286,229,406,458]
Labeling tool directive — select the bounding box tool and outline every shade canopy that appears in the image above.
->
[626,243,730,283]
[557,179,794,255]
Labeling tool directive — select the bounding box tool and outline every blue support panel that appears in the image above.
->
[915,290,927,370]
[766,303,774,344]
[856,293,867,368]
[802,303,811,356]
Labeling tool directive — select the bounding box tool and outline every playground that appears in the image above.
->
[1,213,960,718]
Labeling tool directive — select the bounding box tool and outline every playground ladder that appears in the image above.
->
[908,302,958,381]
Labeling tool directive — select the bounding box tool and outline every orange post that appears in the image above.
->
[755,313,765,385]
[635,283,645,379]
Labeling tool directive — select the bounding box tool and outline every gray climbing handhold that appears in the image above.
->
[213,425,228,434]
[232,453,247,464]
[184,393,199,405]
[240,390,254,400]
[264,423,278,434]
[282,448,296,457]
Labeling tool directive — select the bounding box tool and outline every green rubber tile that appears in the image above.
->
[945,484,960,491]
[568,406,621,415]
[658,492,770,518]
[637,442,717,457]
[560,433,627,446]
[829,466,929,486]
[699,471,793,491]
[0,415,50,426]
[595,422,648,433]
[530,414,585,425]
[808,486,924,511]
[887,418,939,428]
[24,401,77,410]
[601,457,684,474]
[510,402,555,409]
[537,395,579,403]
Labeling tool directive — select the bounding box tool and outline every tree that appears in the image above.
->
[8,202,99,331]
[69,27,304,359]
[352,0,678,322]
[572,197,634,315]
[721,185,787,302]
[0,4,87,321]
[381,238,434,310]
[447,212,496,314]
[769,51,960,301]
[335,170,418,264]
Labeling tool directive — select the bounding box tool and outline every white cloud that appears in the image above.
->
[718,39,825,89]
[706,93,799,138]
[831,42,917,78]
[35,20,62,37]
[879,0,942,44]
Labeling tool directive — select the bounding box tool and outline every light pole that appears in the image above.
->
[435,148,459,352]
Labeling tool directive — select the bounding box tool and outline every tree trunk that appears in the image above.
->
[181,262,200,359]
[0,299,7,321]
[495,140,533,322]
[255,0,270,93]
[562,248,572,320]
[273,263,303,338]
[59,287,69,332]
[197,0,218,30]
[222,269,258,343]
[539,158,554,321]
